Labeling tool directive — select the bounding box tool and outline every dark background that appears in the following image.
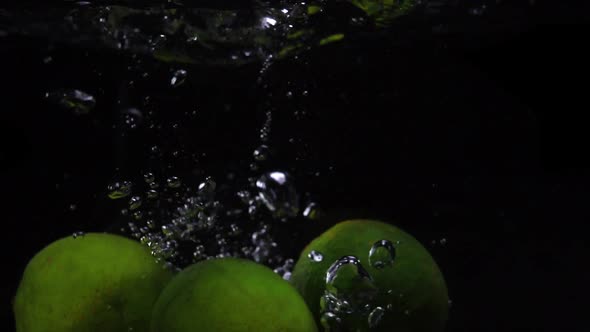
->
[1,1,589,331]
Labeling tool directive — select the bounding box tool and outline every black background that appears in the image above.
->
[1,1,589,331]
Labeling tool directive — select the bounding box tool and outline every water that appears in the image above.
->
[4,1,558,331]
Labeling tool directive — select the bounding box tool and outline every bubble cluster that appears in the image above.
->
[122,108,143,130]
[36,0,342,312]
[71,231,85,239]
[109,162,307,274]
[255,171,300,219]
[273,258,295,280]
[319,240,402,330]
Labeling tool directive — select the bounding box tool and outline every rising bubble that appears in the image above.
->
[308,250,324,262]
[253,144,269,161]
[368,306,385,328]
[128,196,142,210]
[166,176,181,188]
[368,239,396,269]
[255,171,299,218]
[107,181,132,199]
[302,202,320,220]
[170,69,187,87]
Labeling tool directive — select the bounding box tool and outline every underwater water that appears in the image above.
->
[2,1,589,331]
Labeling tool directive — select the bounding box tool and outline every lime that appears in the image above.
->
[290,219,449,331]
[13,233,173,332]
[151,257,318,332]
[351,0,417,27]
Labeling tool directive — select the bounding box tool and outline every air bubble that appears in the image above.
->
[132,211,143,220]
[368,240,396,269]
[161,225,175,237]
[143,172,155,183]
[72,231,85,239]
[47,89,96,114]
[237,190,251,203]
[127,222,138,233]
[198,177,216,195]
[229,224,241,236]
[325,256,376,302]
[108,181,132,199]
[129,196,142,210]
[368,306,385,328]
[302,202,320,220]
[193,244,206,260]
[320,312,341,330]
[253,144,269,161]
[255,171,299,218]
[308,250,324,262]
[469,5,487,16]
[170,69,187,87]
[146,189,158,199]
[122,108,143,129]
[166,176,181,188]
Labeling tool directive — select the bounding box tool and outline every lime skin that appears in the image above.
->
[13,233,173,332]
[150,257,318,332]
[290,219,449,332]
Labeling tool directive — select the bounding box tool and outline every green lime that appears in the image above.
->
[151,257,318,332]
[13,233,173,332]
[351,0,417,27]
[290,219,449,332]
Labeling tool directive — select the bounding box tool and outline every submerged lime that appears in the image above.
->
[151,257,318,332]
[13,233,173,332]
[290,219,449,332]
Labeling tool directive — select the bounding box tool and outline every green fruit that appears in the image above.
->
[290,220,449,332]
[151,258,318,332]
[351,0,417,27]
[13,233,173,332]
